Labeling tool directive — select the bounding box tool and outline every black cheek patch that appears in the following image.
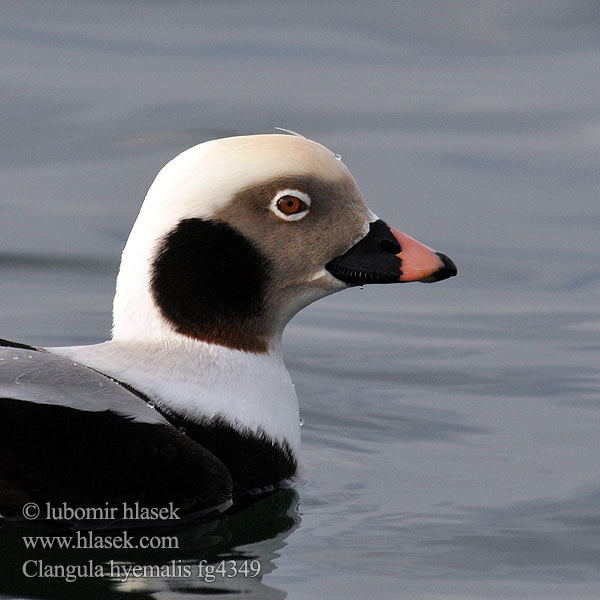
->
[150,218,271,352]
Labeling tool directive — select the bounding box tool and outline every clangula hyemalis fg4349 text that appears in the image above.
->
[0,133,456,523]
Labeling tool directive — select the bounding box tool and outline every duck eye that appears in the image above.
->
[270,189,311,221]
[277,195,306,215]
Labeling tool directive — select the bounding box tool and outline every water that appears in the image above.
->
[1,2,599,598]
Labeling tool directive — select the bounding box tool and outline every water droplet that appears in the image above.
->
[334,153,342,161]
[13,356,19,360]
[146,401,155,409]
[28,355,33,359]
[299,417,304,427]
[179,426,187,435]
[359,285,365,290]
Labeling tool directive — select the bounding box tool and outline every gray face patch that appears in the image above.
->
[217,174,368,278]
[213,173,370,334]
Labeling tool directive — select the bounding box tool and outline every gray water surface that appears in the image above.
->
[1,2,599,598]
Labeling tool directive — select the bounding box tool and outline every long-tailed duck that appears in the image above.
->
[0,134,456,522]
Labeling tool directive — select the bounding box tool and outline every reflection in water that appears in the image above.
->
[0,488,300,599]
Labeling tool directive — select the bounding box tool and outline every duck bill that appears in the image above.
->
[325,219,457,285]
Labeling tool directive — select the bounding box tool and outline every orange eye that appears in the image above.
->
[270,189,311,221]
[276,195,307,215]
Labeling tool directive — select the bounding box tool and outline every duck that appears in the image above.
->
[0,133,456,523]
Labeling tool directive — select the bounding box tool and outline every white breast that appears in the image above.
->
[49,338,301,455]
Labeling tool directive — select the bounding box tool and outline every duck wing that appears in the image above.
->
[0,341,232,523]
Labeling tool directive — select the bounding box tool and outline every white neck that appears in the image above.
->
[49,337,301,454]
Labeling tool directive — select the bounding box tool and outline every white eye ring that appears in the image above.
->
[270,189,311,221]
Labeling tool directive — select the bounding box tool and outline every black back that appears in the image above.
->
[0,343,232,522]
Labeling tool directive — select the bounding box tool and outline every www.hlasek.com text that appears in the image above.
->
[22,529,178,550]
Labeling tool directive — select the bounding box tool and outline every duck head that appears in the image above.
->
[113,134,456,352]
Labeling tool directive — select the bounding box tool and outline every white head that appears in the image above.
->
[112,134,370,351]
[112,133,455,353]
